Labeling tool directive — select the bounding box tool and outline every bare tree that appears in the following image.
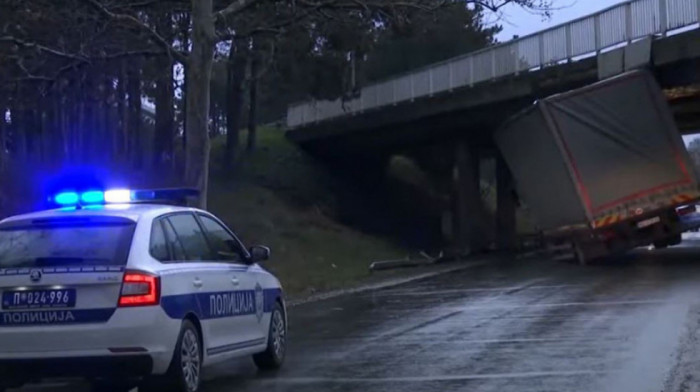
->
[0,0,554,208]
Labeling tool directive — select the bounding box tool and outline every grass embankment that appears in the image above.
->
[207,128,407,297]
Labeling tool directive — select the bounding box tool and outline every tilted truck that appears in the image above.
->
[494,70,700,264]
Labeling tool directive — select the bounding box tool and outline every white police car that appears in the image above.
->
[0,189,287,392]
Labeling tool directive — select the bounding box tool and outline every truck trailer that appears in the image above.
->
[495,70,700,264]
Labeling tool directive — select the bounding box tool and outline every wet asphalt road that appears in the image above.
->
[17,234,700,392]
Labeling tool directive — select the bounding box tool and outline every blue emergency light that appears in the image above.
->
[49,188,198,207]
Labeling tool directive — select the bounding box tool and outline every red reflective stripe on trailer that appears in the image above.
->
[547,106,594,216]
[593,215,612,228]
[590,179,693,213]
[641,74,693,184]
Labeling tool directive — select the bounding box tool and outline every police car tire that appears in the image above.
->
[144,320,202,392]
[253,302,286,370]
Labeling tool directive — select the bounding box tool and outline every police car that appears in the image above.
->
[0,188,287,392]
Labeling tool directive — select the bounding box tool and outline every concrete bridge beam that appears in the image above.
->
[454,141,487,254]
[496,153,517,251]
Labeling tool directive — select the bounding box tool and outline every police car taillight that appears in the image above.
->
[118,272,160,307]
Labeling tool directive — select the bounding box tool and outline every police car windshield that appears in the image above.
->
[0,220,135,268]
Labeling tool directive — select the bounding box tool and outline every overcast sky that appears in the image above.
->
[495,0,626,41]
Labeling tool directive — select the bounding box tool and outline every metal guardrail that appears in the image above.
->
[287,0,700,128]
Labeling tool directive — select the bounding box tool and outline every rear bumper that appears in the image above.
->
[0,355,152,381]
[0,307,180,375]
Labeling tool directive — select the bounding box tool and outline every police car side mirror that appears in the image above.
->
[249,245,270,262]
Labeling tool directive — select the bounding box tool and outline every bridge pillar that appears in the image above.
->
[454,141,487,254]
[496,153,517,251]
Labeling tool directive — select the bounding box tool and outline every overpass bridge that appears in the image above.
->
[285,0,700,254]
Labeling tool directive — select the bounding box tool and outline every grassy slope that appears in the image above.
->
[207,129,407,296]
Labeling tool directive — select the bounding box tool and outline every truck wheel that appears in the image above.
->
[653,239,668,249]
[574,243,587,266]
[668,234,682,246]
[253,302,287,370]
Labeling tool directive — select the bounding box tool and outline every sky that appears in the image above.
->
[495,0,626,41]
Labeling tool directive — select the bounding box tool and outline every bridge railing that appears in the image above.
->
[287,0,700,128]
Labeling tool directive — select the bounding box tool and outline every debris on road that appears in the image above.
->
[369,250,445,271]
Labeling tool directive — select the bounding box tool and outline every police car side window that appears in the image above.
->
[162,219,187,261]
[149,220,169,261]
[198,215,245,262]
[166,214,213,261]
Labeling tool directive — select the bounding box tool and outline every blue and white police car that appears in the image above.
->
[0,188,287,392]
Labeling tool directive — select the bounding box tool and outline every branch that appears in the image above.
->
[296,0,446,12]
[247,40,275,82]
[215,0,259,23]
[472,0,554,13]
[0,36,89,63]
[99,49,167,59]
[82,0,188,64]
[217,1,325,42]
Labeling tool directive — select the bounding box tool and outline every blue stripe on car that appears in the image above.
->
[160,288,282,320]
[0,308,115,326]
[206,337,266,356]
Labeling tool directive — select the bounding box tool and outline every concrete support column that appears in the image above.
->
[496,153,517,251]
[454,141,486,254]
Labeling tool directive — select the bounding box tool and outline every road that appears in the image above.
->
[16,235,700,392]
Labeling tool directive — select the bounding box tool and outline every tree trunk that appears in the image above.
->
[185,0,215,208]
[225,43,246,167]
[0,101,6,171]
[116,61,128,160]
[14,87,27,162]
[102,76,112,163]
[246,55,259,152]
[127,58,143,169]
[83,101,95,163]
[76,102,85,162]
[154,14,175,169]
[41,96,54,165]
[55,96,66,164]
[180,12,190,153]
[21,108,33,162]
[154,59,175,168]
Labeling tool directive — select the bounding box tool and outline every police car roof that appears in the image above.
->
[0,204,193,224]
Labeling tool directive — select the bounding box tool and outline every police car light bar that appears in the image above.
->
[51,188,199,207]
[54,192,80,205]
[104,189,132,203]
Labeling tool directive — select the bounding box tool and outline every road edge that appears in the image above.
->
[287,259,489,307]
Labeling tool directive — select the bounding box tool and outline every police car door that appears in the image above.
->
[195,213,265,351]
[160,213,250,355]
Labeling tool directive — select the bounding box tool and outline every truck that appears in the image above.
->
[494,70,700,264]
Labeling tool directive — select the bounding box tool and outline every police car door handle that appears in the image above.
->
[192,278,203,288]
[231,277,239,286]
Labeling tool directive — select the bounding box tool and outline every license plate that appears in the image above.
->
[637,216,661,229]
[2,289,76,310]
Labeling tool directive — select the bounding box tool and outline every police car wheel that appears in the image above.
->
[253,302,286,370]
[145,320,202,392]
